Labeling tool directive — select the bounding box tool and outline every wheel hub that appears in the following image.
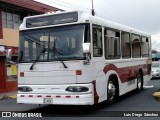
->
[108,81,116,100]
[138,75,142,89]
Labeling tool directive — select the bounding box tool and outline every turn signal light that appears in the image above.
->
[76,70,82,75]
[20,72,24,77]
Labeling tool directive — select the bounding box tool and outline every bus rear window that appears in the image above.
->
[26,12,78,28]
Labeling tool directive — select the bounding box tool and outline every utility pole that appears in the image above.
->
[91,0,95,16]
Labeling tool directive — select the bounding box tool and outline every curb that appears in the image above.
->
[0,95,17,100]
[153,92,160,101]
[9,96,17,99]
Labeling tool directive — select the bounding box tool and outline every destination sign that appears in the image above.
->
[26,12,78,28]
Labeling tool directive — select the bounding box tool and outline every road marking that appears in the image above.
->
[143,85,154,89]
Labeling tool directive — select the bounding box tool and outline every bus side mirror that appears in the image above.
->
[83,43,91,65]
[83,43,91,54]
[6,49,12,62]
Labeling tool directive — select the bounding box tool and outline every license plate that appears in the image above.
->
[44,98,53,104]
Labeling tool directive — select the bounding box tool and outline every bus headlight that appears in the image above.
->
[18,86,33,92]
[65,86,89,92]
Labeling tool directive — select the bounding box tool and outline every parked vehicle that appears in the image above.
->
[152,62,160,78]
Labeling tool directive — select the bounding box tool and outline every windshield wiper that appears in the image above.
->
[60,60,68,68]
[29,46,68,70]
[30,48,46,70]
[53,47,68,69]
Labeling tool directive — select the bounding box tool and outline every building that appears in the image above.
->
[151,32,160,52]
[0,0,60,92]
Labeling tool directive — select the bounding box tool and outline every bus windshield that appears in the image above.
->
[19,24,88,62]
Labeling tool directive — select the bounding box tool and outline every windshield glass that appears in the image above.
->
[152,63,160,67]
[19,24,87,62]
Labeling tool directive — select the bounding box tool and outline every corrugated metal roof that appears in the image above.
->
[0,0,61,13]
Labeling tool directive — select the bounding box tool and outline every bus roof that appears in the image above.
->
[79,12,150,37]
[20,10,150,37]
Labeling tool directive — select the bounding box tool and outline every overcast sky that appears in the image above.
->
[35,0,160,34]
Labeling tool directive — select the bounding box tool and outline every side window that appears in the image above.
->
[104,28,120,59]
[141,37,149,57]
[132,34,141,58]
[93,25,103,57]
[121,32,131,58]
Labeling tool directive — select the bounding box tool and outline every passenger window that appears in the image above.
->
[132,34,141,58]
[93,25,103,57]
[104,28,120,59]
[121,32,131,58]
[141,37,149,57]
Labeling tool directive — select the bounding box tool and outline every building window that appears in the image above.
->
[13,14,20,29]
[2,11,20,30]
[7,13,13,28]
[2,12,7,28]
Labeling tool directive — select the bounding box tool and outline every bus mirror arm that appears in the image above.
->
[84,53,90,65]
[82,43,91,65]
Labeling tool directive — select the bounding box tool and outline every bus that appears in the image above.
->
[17,11,152,105]
[152,53,160,61]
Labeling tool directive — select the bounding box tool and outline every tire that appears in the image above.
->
[136,71,143,92]
[107,78,118,104]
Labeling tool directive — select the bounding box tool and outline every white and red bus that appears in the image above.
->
[17,11,152,105]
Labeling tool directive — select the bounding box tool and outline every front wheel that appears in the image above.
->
[107,79,118,104]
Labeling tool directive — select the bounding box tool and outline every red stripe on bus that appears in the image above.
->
[103,63,150,83]
[93,80,99,104]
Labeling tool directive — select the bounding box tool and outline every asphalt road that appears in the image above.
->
[1,79,160,120]
[28,79,160,116]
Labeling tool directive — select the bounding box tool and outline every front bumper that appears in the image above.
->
[17,93,93,105]
[17,83,94,105]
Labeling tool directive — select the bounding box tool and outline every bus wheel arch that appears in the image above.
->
[107,74,119,104]
[136,69,143,92]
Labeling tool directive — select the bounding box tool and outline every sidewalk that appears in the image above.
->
[0,91,17,100]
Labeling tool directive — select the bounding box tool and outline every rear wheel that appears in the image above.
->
[107,79,118,104]
[136,71,143,92]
